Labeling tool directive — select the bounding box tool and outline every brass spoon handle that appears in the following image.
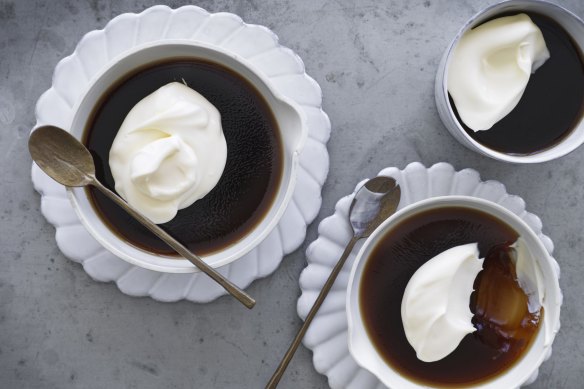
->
[90,177,256,309]
[266,236,360,388]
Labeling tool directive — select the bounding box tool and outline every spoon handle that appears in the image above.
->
[266,236,360,388]
[90,178,256,309]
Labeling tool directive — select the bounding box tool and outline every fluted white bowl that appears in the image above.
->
[297,162,560,389]
[32,5,330,301]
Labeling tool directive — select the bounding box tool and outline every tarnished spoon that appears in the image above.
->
[266,176,401,388]
[29,125,255,309]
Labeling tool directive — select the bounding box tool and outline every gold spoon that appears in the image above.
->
[29,125,255,309]
[266,176,401,388]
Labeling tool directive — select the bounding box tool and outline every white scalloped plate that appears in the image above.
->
[297,162,561,389]
[31,5,330,303]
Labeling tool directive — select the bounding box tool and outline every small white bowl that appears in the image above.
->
[66,40,307,273]
[347,196,562,388]
[435,0,584,163]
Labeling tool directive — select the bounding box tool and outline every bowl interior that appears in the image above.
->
[67,41,307,273]
[441,0,584,163]
[347,196,561,388]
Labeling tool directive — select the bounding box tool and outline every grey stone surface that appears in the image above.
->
[1,0,583,388]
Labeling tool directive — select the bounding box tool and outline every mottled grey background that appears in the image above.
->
[1,0,583,388]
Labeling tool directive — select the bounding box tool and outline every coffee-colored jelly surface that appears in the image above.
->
[451,12,584,155]
[84,59,283,256]
[360,207,542,387]
[472,244,542,357]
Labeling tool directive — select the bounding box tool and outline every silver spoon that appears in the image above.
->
[29,125,255,309]
[266,176,401,388]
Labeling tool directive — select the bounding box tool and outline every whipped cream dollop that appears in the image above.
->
[511,237,550,344]
[512,238,545,313]
[401,243,484,363]
[448,14,550,131]
[109,82,227,224]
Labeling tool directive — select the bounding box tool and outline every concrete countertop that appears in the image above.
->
[1,0,583,388]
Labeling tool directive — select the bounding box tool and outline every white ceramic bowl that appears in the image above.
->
[347,196,562,388]
[435,0,584,163]
[66,40,307,273]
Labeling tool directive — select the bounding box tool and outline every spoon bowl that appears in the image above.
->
[350,176,401,238]
[29,126,95,187]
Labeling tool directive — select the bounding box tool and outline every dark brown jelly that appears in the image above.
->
[359,206,543,387]
[449,12,584,155]
[84,59,283,256]
[472,243,542,358]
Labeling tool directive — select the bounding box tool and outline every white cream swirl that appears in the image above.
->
[448,14,550,131]
[401,243,484,362]
[109,82,227,224]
